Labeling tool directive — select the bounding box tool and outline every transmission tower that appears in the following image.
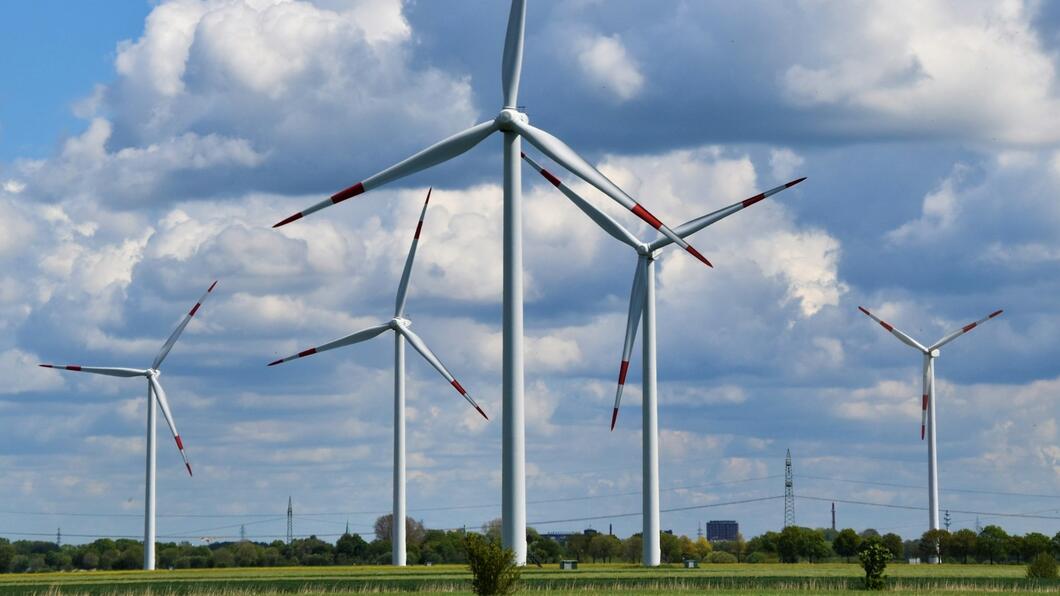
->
[286,496,294,545]
[697,521,703,540]
[784,449,795,527]
[240,524,246,542]
[56,528,61,547]
[831,502,836,532]
[944,510,951,532]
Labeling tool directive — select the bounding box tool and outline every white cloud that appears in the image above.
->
[576,33,645,101]
[0,349,66,394]
[782,1,1060,144]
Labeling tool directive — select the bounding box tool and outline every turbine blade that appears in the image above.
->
[274,120,497,227]
[514,121,712,268]
[921,356,930,441]
[267,323,391,366]
[612,257,649,430]
[398,326,488,420]
[153,281,219,369]
[395,188,432,318]
[928,309,1003,351]
[649,178,807,252]
[521,151,640,249]
[37,365,147,378]
[148,375,192,477]
[857,306,926,352]
[501,0,526,107]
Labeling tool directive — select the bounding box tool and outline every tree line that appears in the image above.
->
[1,516,1058,572]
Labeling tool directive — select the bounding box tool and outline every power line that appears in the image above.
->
[797,495,1060,521]
[798,474,1060,500]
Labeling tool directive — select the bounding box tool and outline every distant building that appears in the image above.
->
[707,520,739,542]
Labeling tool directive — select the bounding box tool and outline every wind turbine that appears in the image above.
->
[270,0,713,564]
[858,305,1002,561]
[268,189,487,566]
[523,151,804,565]
[39,281,217,570]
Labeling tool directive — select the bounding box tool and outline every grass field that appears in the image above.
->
[0,563,1056,595]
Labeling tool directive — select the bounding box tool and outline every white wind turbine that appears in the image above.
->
[268,189,487,566]
[39,281,217,570]
[270,0,713,563]
[523,151,804,565]
[858,305,1003,561]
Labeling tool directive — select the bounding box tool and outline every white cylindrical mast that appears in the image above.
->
[144,382,157,570]
[393,333,407,566]
[502,131,527,565]
[641,257,661,566]
[927,355,940,563]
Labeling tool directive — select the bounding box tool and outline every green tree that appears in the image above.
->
[335,533,368,564]
[858,540,890,590]
[881,533,903,560]
[565,534,589,562]
[747,531,779,555]
[977,525,1009,564]
[464,533,520,596]
[659,532,682,563]
[622,534,642,563]
[949,529,977,563]
[374,515,427,546]
[918,529,950,562]
[777,526,804,563]
[1027,553,1058,579]
[0,539,14,573]
[1023,533,1053,561]
[832,528,862,563]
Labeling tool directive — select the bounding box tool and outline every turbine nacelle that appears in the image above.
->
[930,349,940,358]
[495,108,528,132]
[391,317,412,330]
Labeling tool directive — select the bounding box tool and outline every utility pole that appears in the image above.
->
[57,528,61,547]
[784,449,795,528]
[287,496,294,545]
[831,502,836,532]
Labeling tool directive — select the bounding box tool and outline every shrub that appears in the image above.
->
[464,533,520,595]
[858,541,890,591]
[1027,553,1058,580]
[707,551,737,564]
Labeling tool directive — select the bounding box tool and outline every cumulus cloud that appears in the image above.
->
[782,1,1060,144]
[575,33,645,101]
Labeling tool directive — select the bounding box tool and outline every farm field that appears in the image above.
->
[0,563,1056,595]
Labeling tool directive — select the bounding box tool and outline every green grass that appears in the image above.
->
[0,563,1056,594]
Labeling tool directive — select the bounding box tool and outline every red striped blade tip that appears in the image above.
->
[189,303,201,316]
[207,280,218,292]
[273,212,304,228]
[475,405,489,421]
[330,181,365,203]
[686,246,713,268]
[267,358,284,367]
[185,462,193,477]
[423,187,432,206]
[175,436,184,450]
[610,407,619,431]
[857,306,871,316]
[989,309,1003,318]
[630,204,663,230]
[921,425,925,440]
[786,177,808,188]
[39,364,54,368]
[962,322,977,332]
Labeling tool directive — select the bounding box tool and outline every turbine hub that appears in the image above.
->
[930,349,940,358]
[495,108,527,131]
[392,317,411,329]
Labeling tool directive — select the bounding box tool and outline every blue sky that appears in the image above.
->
[1,0,1058,545]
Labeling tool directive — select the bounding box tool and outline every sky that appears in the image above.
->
[1,0,1058,546]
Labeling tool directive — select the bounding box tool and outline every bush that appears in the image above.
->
[1027,553,1058,579]
[707,551,738,564]
[858,541,890,591]
[464,534,520,595]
